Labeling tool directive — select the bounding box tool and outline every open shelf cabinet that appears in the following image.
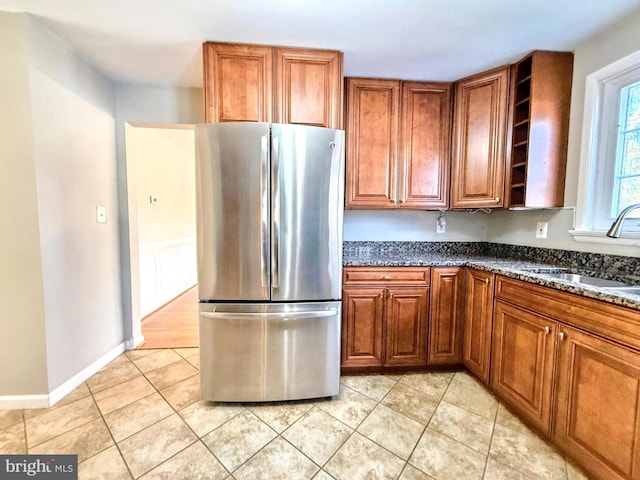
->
[506,51,573,208]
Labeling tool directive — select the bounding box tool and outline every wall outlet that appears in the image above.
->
[436,215,446,234]
[96,206,107,224]
[536,221,548,239]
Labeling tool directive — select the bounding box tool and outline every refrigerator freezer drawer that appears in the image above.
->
[199,302,341,402]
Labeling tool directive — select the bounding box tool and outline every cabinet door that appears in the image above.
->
[400,82,452,209]
[428,267,465,365]
[341,287,385,367]
[451,66,509,208]
[463,269,494,384]
[555,326,640,480]
[203,43,272,122]
[491,300,556,434]
[385,287,429,367]
[274,48,343,129]
[345,78,401,209]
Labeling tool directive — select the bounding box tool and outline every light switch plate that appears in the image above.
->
[96,206,106,224]
[150,195,158,205]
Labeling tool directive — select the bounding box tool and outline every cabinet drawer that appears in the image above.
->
[343,267,430,286]
[495,276,640,352]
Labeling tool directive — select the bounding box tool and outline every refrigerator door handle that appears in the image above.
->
[271,135,280,289]
[260,135,270,296]
[200,309,338,320]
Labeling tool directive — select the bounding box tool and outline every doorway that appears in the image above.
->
[124,123,198,349]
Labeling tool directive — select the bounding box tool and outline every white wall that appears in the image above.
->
[27,17,124,392]
[344,210,487,241]
[487,8,640,257]
[0,13,125,403]
[0,13,49,398]
[131,126,196,316]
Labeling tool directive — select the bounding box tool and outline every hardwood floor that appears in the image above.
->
[139,286,199,349]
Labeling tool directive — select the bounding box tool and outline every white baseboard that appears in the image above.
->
[0,341,128,410]
[125,334,145,350]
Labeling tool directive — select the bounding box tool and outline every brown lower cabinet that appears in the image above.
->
[428,267,465,365]
[463,268,494,384]
[341,268,430,369]
[341,266,640,480]
[341,286,385,368]
[494,275,640,480]
[555,325,640,480]
[491,300,557,434]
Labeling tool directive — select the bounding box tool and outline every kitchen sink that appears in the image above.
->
[537,272,628,288]
[600,286,640,296]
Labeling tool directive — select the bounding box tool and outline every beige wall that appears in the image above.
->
[131,126,197,315]
[0,13,49,396]
[486,8,640,256]
[133,127,196,245]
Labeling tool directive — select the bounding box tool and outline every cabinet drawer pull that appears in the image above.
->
[383,275,391,280]
[559,332,566,341]
[544,326,551,335]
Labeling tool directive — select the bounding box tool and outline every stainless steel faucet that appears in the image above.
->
[606,203,640,238]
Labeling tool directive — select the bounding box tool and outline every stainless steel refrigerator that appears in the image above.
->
[195,122,345,402]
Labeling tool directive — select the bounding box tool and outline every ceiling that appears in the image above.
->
[2,0,640,88]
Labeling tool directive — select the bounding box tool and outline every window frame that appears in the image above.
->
[571,49,640,246]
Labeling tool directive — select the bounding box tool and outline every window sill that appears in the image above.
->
[569,229,640,246]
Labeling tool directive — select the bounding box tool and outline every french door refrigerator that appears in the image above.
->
[195,122,345,402]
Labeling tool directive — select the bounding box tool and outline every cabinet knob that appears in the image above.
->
[484,278,489,284]
[383,275,391,280]
[559,332,566,341]
[379,292,383,298]
[544,326,551,335]
[495,197,500,202]
[389,293,394,300]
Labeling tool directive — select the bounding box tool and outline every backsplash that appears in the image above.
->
[343,241,640,284]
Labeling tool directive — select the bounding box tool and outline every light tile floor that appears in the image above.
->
[0,348,592,479]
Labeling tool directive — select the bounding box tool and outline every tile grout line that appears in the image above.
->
[397,374,452,479]
[85,348,198,479]
[479,393,500,479]
[130,347,230,479]
[85,380,136,480]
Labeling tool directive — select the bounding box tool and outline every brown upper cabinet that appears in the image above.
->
[400,82,452,208]
[450,66,510,209]
[345,78,400,208]
[202,42,343,128]
[274,47,343,128]
[507,51,573,208]
[345,78,452,209]
[203,43,273,123]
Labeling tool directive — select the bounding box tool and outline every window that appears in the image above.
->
[572,49,640,244]
[612,81,640,218]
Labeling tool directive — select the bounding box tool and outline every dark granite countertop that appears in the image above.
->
[343,242,640,311]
